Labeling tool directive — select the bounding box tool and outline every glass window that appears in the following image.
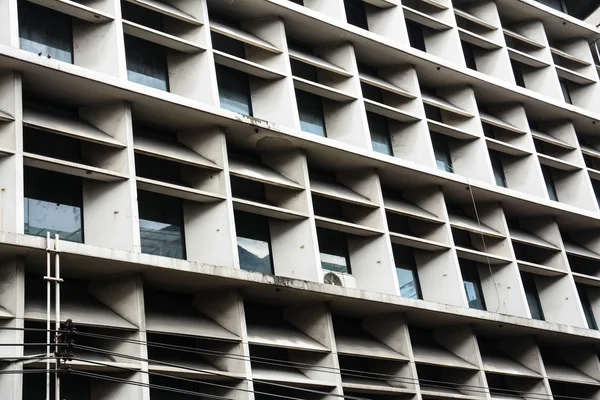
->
[511,61,526,88]
[24,167,83,243]
[559,78,572,104]
[368,112,392,156]
[19,1,73,63]
[577,284,598,330]
[317,228,351,274]
[460,260,486,310]
[541,166,559,201]
[489,151,507,188]
[535,0,566,12]
[296,90,327,137]
[138,190,185,259]
[521,272,544,320]
[393,245,421,299]
[344,0,368,30]
[216,65,253,116]
[431,133,453,172]
[235,210,273,274]
[125,35,169,91]
[406,20,426,52]
[462,41,477,71]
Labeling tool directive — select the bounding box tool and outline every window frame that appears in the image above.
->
[541,165,559,201]
[577,284,598,330]
[235,210,274,274]
[393,245,422,299]
[295,89,327,137]
[124,34,170,91]
[431,133,453,173]
[489,150,507,188]
[367,112,393,156]
[460,260,486,310]
[521,272,545,320]
[317,227,352,274]
[216,64,253,116]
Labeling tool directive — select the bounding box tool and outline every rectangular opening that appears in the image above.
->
[576,284,598,330]
[296,89,327,137]
[460,259,486,310]
[317,227,351,274]
[235,210,274,274]
[393,244,422,299]
[216,65,253,116]
[489,150,508,187]
[125,35,170,91]
[344,0,369,30]
[406,20,427,51]
[521,272,545,320]
[368,112,393,156]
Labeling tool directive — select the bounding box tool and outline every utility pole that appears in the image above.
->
[44,233,62,400]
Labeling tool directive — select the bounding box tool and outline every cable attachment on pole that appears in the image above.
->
[55,319,77,364]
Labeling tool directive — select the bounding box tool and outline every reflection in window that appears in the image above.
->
[489,151,507,188]
[393,245,421,299]
[138,190,185,259]
[235,210,273,274]
[216,65,253,116]
[296,90,327,137]
[19,1,73,63]
[24,167,83,242]
[577,284,598,330]
[460,260,486,310]
[125,35,169,91]
[521,272,544,320]
[431,133,453,172]
[368,112,392,156]
[317,228,351,274]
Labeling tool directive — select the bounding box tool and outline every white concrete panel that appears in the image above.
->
[0,0,19,47]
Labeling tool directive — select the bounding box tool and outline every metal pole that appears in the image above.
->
[46,232,51,400]
[54,234,60,400]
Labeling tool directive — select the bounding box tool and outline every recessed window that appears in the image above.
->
[216,65,253,116]
[559,78,572,104]
[592,180,600,208]
[235,210,273,274]
[317,227,351,274]
[296,89,327,137]
[406,20,426,52]
[288,0,304,5]
[24,167,83,243]
[424,103,443,122]
[344,0,368,30]
[541,166,558,201]
[212,32,245,58]
[230,176,269,204]
[291,59,318,82]
[138,190,185,259]
[511,60,526,88]
[521,272,544,320]
[577,284,598,330]
[534,0,567,12]
[367,112,392,156]
[460,260,486,310]
[462,41,477,71]
[393,245,421,299]
[489,151,507,188]
[18,1,73,63]
[135,153,183,186]
[125,35,169,91]
[431,133,453,172]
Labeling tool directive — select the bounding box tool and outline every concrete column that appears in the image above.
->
[0,0,19,47]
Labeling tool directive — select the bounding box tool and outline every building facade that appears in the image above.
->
[1,0,600,398]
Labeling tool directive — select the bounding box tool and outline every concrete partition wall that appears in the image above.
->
[73,0,126,77]
[337,169,399,295]
[244,17,299,128]
[0,0,18,47]
[556,38,600,113]
[179,127,238,268]
[410,189,466,306]
[0,71,23,234]
[365,2,409,45]
[80,101,140,251]
[0,257,24,400]
[512,20,563,101]
[263,151,321,282]
[316,42,371,149]
[302,0,346,20]
[422,3,466,67]
[474,205,530,317]
[382,66,436,167]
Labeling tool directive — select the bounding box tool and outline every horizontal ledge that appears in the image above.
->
[359,73,415,99]
[229,159,303,190]
[341,380,416,395]
[588,168,600,181]
[23,107,125,148]
[232,198,308,221]
[510,228,559,251]
[210,20,280,53]
[213,51,284,80]
[550,47,591,67]
[564,241,600,260]
[314,216,384,237]
[310,180,377,208]
[479,112,528,135]
[503,28,544,49]
[485,137,531,156]
[0,146,17,156]
[427,119,477,140]
[507,48,550,68]
[293,77,356,102]
[384,197,444,223]
[517,260,567,277]
[555,65,596,85]
[580,144,600,159]
[537,153,581,172]
[26,0,112,23]
[448,213,504,239]
[455,247,512,265]
[23,153,127,182]
[134,135,220,170]
[123,21,204,53]
[572,272,600,287]
[288,48,351,77]
[402,6,452,31]
[530,129,575,150]
[364,99,420,123]
[124,0,201,26]
[362,0,397,8]
[390,232,450,251]
[458,28,502,50]
[420,387,482,400]
[148,364,245,380]
[421,92,473,118]
[0,109,14,121]
[136,177,225,203]
[454,8,497,30]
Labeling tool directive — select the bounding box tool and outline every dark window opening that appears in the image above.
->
[312,195,348,222]
[138,190,185,259]
[393,245,421,299]
[490,151,507,188]
[431,133,453,172]
[577,284,598,330]
[296,89,326,137]
[23,127,84,165]
[511,60,526,88]
[135,153,184,186]
[290,59,318,82]
[235,210,274,274]
[521,272,544,320]
[230,176,269,204]
[592,180,600,208]
[121,1,163,30]
[559,78,572,104]
[344,0,369,30]
[462,41,477,70]
[216,65,253,116]
[368,112,393,156]
[541,166,559,201]
[125,35,169,91]
[424,104,443,122]
[460,260,486,310]
[212,32,245,58]
[317,227,351,274]
[406,20,426,52]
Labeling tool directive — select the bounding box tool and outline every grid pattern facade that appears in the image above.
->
[1,0,600,399]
